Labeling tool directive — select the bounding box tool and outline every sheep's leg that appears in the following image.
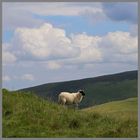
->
[58,97,66,106]
[58,98,63,105]
[58,99,61,104]
[60,98,66,108]
[75,103,79,110]
[58,96,62,104]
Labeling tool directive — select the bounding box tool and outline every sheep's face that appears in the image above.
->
[79,90,85,96]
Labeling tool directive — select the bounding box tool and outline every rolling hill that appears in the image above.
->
[83,97,138,120]
[18,70,138,108]
[2,90,138,138]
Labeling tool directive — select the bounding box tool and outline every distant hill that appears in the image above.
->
[19,70,138,108]
[2,90,138,137]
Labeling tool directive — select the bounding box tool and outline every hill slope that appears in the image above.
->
[83,97,138,120]
[2,90,138,138]
[19,70,138,108]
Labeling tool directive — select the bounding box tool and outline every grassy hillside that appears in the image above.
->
[19,70,138,108]
[83,98,138,120]
[3,90,138,138]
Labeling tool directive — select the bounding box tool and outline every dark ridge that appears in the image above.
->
[18,70,138,108]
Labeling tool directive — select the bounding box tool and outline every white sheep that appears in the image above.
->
[58,90,85,109]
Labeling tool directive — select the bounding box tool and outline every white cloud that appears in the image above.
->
[2,43,17,64]
[70,33,102,64]
[12,23,80,61]
[46,61,62,70]
[21,74,34,81]
[101,31,137,54]
[99,31,138,63]
[80,8,106,25]
[3,75,11,82]
[130,25,138,37]
[5,3,102,16]
[3,51,17,64]
[58,31,137,66]
[4,23,138,68]
[2,2,103,31]
[2,3,44,31]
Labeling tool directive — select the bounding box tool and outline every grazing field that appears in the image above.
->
[82,97,138,121]
[2,90,138,138]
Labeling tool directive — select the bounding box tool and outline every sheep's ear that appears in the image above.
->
[79,89,84,92]
[78,90,82,93]
[79,90,84,94]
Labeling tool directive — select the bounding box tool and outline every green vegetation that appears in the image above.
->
[83,97,138,120]
[82,79,137,108]
[20,70,138,108]
[3,90,138,138]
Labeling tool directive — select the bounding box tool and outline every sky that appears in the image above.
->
[2,2,138,90]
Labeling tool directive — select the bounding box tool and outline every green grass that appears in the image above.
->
[2,90,138,138]
[83,97,138,120]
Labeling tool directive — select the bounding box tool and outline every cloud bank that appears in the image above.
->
[12,23,80,61]
[3,23,137,68]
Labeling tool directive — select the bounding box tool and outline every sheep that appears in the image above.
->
[58,90,85,109]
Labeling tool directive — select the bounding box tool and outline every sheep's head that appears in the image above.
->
[78,90,85,96]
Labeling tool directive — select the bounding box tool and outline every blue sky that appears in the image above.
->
[33,15,131,36]
[2,2,138,90]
